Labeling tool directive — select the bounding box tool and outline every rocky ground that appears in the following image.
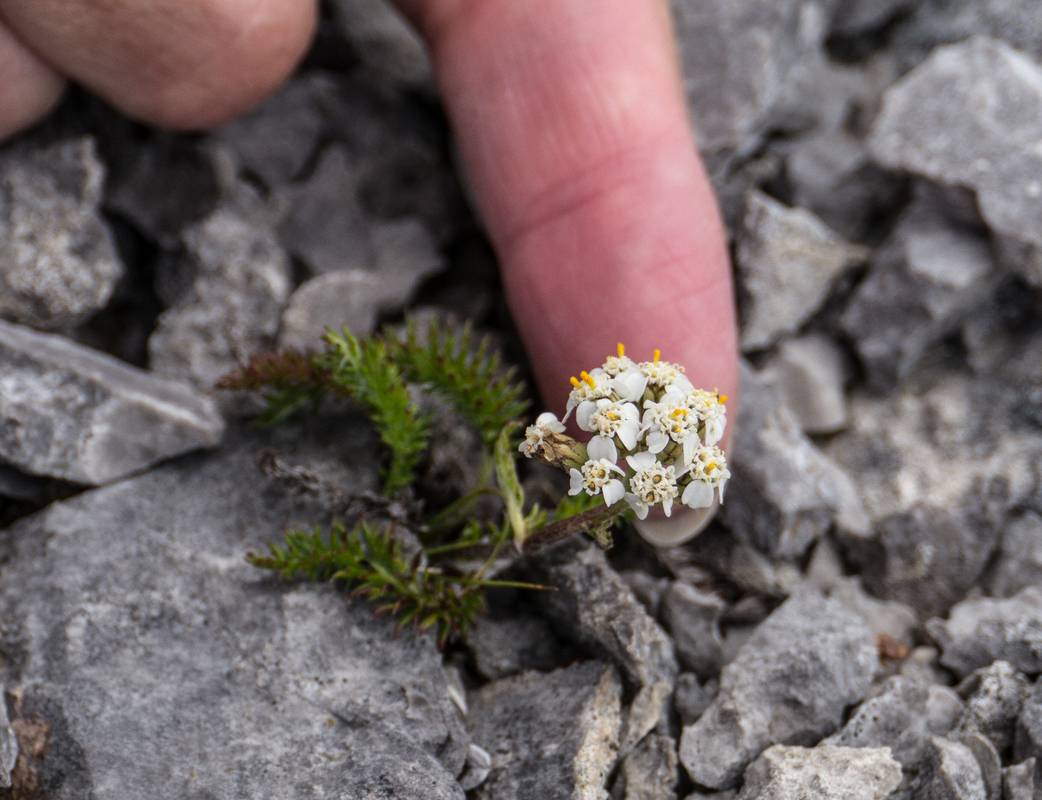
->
[1,0,1041,798]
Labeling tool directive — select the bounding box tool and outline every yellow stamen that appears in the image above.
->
[617,342,626,357]
[707,462,717,472]
[653,348,661,363]
[670,408,688,419]
[580,371,596,388]
[718,393,729,405]
[570,376,582,389]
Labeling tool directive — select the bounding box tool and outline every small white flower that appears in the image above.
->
[565,369,614,420]
[624,451,680,519]
[611,367,649,403]
[577,398,641,452]
[641,388,702,463]
[587,432,619,464]
[601,342,638,377]
[681,444,730,509]
[639,349,689,392]
[519,412,566,458]
[569,458,626,507]
[688,389,728,447]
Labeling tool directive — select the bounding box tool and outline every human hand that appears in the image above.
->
[0,0,738,541]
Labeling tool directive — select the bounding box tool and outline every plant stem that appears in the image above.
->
[519,503,625,554]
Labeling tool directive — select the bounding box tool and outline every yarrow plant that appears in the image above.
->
[520,343,730,523]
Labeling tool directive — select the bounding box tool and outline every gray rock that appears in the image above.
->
[0,320,224,485]
[661,583,725,678]
[330,0,432,86]
[985,512,1042,598]
[737,744,903,800]
[959,731,1002,800]
[214,74,334,188]
[1003,759,1037,800]
[529,541,678,688]
[919,737,987,800]
[0,424,470,798]
[620,571,670,618]
[928,588,1042,678]
[684,525,802,598]
[619,682,673,758]
[722,364,869,559]
[736,191,866,352]
[149,180,292,393]
[279,270,387,350]
[869,37,1042,287]
[829,576,919,648]
[674,673,717,726]
[839,198,998,387]
[671,0,825,154]
[1014,679,1042,764]
[679,593,878,789]
[763,334,849,435]
[467,662,622,800]
[614,734,678,800]
[956,662,1030,754]
[467,612,578,682]
[830,0,913,36]
[0,137,122,330]
[0,689,16,789]
[829,676,963,770]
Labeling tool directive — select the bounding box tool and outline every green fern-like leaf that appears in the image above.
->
[386,317,528,447]
[320,328,430,495]
[249,522,486,645]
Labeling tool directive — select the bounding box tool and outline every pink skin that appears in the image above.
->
[0,0,738,434]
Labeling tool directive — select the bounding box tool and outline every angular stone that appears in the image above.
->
[839,198,998,387]
[330,0,432,86]
[149,180,292,393]
[614,734,678,800]
[214,74,334,189]
[763,334,848,435]
[736,191,866,352]
[660,583,725,678]
[737,745,902,800]
[674,673,717,727]
[956,662,1030,755]
[959,730,1002,800]
[467,662,622,800]
[928,588,1042,678]
[279,270,386,350]
[722,364,869,559]
[829,676,963,771]
[0,687,16,789]
[528,541,678,688]
[467,612,578,682]
[620,571,670,618]
[0,137,122,330]
[985,512,1042,598]
[0,320,224,485]
[830,0,913,36]
[1003,759,1038,800]
[829,577,918,648]
[619,682,673,758]
[869,37,1042,287]
[0,424,470,798]
[679,593,878,789]
[1015,679,1042,763]
[918,737,987,800]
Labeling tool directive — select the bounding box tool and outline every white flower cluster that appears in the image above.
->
[520,344,730,520]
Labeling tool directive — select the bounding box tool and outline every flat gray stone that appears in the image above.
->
[736,191,865,352]
[674,673,717,726]
[0,423,469,798]
[660,583,725,678]
[467,661,622,800]
[985,511,1042,598]
[737,745,902,800]
[467,612,578,682]
[763,334,848,435]
[918,737,987,800]
[0,320,224,485]
[679,593,878,790]
[869,37,1042,287]
[614,734,678,800]
[1015,679,1042,764]
[956,661,1030,755]
[928,588,1042,678]
[0,137,122,330]
[149,178,291,394]
[1003,759,1038,800]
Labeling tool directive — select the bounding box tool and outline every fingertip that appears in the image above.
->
[0,21,65,139]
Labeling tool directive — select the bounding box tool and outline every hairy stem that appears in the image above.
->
[520,502,625,554]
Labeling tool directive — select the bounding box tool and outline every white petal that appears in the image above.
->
[569,469,584,495]
[618,420,640,450]
[576,401,598,431]
[536,411,565,433]
[588,436,618,463]
[620,403,640,421]
[683,435,698,465]
[613,369,648,402]
[646,431,669,455]
[719,475,729,503]
[662,497,673,517]
[626,451,657,471]
[682,481,714,509]
[672,374,694,393]
[625,493,650,520]
[603,479,625,507]
[705,418,724,446]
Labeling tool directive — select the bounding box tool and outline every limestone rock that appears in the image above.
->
[736,744,902,800]
[985,512,1042,598]
[1015,680,1042,764]
[0,137,122,330]
[330,0,432,86]
[928,588,1042,678]
[674,673,717,726]
[956,661,1030,755]
[1003,759,1038,800]
[763,334,848,435]
[279,270,388,349]
[736,191,866,352]
[0,320,224,485]
[467,662,622,800]
[467,612,578,682]
[614,734,678,800]
[0,423,470,798]
[869,37,1042,287]
[679,593,878,789]
[918,737,987,800]
[660,583,725,678]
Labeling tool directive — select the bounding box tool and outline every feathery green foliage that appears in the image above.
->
[320,328,430,495]
[386,318,528,446]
